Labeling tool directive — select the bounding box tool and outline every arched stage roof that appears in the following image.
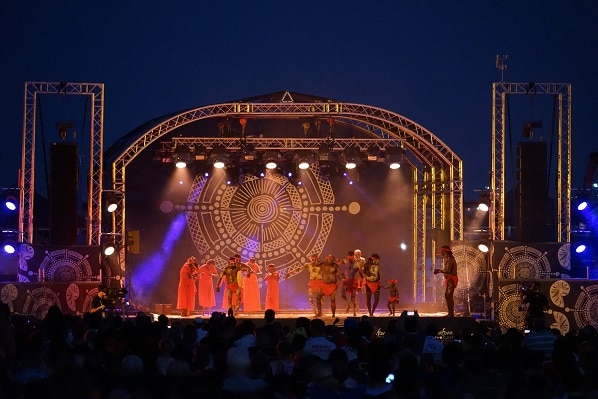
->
[103,90,463,301]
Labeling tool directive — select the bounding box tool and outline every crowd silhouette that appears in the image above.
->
[0,301,597,399]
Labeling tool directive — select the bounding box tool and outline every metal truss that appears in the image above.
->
[491,83,571,242]
[110,99,462,303]
[167,137,403,152]
[20,82,104,245]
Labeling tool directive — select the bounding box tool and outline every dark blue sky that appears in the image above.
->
[2,2,597,200]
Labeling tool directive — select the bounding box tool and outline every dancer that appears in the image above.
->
[353,249,367,313]
[363,254,381,317]
[316,254,342,318]
[243,256,262,312]
[303,254,323,316]
[264,263,280,311]
[177,256,199,317]
[197,259,218,315]
[340,250,361,316]
[216,257,250,315]
[434,245,458,317]
[383,279,399,316]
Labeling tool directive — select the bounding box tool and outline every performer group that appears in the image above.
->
[176,248,411,319]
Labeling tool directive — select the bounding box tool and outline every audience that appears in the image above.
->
[0,304,597,399]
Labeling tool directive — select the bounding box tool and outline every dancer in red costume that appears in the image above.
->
[316,254,342,318]
[242,257,262,312]
[363,254,381,317]
[264,263,279,311]
[177,256,199,317]
[197,259,218,315]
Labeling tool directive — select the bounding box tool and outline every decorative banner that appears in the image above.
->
[15,244,104,283]
[185,166,339,278]
[497,278,598,333]
[493,241,571,280]
[0,282,100,319]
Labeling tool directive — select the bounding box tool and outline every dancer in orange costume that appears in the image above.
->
[264,263,280,311]
[242,257,262,311]
[197,259,218,315]
[177,256,199,317]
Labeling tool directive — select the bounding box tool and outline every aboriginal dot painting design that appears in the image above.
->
[184,164,360,279]
[497,245,553,280]
[39,249,94,282]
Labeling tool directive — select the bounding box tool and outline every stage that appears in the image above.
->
[149,308,492,340]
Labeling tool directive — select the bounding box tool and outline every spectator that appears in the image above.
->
[304,318,337,360]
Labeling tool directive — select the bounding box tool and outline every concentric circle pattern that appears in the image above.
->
[186,164,350,278]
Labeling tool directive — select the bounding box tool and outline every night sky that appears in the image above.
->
[2,2,597,200]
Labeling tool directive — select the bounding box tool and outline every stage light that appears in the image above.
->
[400,310,419,318]
[2,241,16,254]
[173,145,190,169]
[296,152,313,170]
[577,201,588,211]
[211,145,228,169]
[103,242,116,256]
[366,147,381,162]
[318,142,332,161]
[227,166,240,185]
[478,240,490,253]
[242,144,256,161]
[575,244,587,254]
[193,145,207,161]
[385,146,404,169]
[298,159,310,170]
[106,196,118,213]
[264,151,279,170]
[4,196,17,211]
[343,145,360,170]
[103,191,123,213]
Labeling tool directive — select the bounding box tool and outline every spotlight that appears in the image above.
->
[343,146,360,170]
[263,151,279,170]
[193,145,207,161]
[4,196,18,211]
[577,201,588,211]
[103,242,116,256]
[106,197,118,213]
[296,152,313,170]
[173,145,190,169]
[400,310,419,318]
[242,144,256,161]
[478,239,491,253]
[575,244,587,254]
[227,166,240,185]
[210,145,228,169]
[106,194,118,213]
[2,241,17,254]
[385,146,404,169]
[298,159,310,170]
[366,147,381,162]
[103,191,122,213]
[318,142,332,161]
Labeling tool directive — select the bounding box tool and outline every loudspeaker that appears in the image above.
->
[517,141,547,242]
[154,304,173,315]
[49,142,79,245]
[0,253,18,281]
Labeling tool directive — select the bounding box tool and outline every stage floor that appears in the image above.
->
[148,308,488,339]
[151,308,450,323]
